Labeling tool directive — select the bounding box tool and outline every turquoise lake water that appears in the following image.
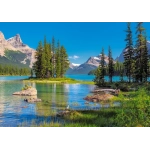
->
[0,75,123,127]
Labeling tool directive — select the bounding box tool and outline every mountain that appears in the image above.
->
[0,31,36,68]
[116,41,150,62]
[67,54,110,74]
[66,63,80,74]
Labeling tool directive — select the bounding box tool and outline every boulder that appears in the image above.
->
[13,87,37,96]
[84,93,114,102]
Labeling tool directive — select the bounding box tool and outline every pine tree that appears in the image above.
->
[60,46,69,77]
[120,69,124,82]
[108,46,114,83]
[51,36,55,77]
[31,69,33,78]
[94,48,105,86]
[124,22,134,83]
[101,48,105,84]
[33,41,43,78]
[55,41,61,78]
[135,22,148,82]
[131,60,136,82]
[40,50,46,78]
[44,37,51,78]
[142,36,149,82]
[94,66,102,85]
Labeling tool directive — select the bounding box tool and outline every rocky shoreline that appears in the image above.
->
[84,88,120,102]
[84,93,114,102]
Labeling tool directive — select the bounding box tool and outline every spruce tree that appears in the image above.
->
[33,41,43,78]
[131,60,136,82]
[101,48,105,84]
[31,69,33,78]
[142,36,149,82]
[60,46,69,77]
[108,46,114,83]
[94,48,105,86]
[120,69,124,82]
[94,66,102,85]
[135,22,148,82]
[44,37,51,78]
[124,22,134,83]
[51,36,55,77]
[56,41,61,78]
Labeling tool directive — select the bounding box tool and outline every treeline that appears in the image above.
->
[89,61,125,76]
[94,22,150,86]
[0,65,30,75]
[33,37,69,78]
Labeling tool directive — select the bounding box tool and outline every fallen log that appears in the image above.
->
[92,89,120,95]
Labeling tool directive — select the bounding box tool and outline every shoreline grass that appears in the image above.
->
[26,87,150,127]
[23,77,94,84]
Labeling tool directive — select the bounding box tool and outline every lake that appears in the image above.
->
[0,75,122,127]
[66,74,129,82]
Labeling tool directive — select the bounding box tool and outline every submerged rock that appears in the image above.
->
[57,110,70,117]
[13,87,37,96]
[24,97,41,103]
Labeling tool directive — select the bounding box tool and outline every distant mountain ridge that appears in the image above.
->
[116,41,150,62]
[0,31,36,68]
[67,54,111,74]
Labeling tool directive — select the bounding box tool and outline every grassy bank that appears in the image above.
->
[31,87,150,127]
[23,77,94,84]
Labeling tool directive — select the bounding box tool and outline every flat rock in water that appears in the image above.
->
[13,87,37,96]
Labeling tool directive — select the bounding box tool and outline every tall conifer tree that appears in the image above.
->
[56,41,61,78]
[33,41,43,78]
[124,22,134,83]
[51,36,55,77]
[135,22,148,82]
[108,46,114,83]
[94,48,105,86]
[60,46,69,77]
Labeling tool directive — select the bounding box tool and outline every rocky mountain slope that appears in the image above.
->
[0,31,36,68]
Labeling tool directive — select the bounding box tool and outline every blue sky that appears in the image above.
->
[0,22,150,64]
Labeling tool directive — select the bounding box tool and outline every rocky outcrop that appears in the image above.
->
[13,87,37,96]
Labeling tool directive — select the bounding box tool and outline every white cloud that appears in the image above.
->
[69,55,80,60]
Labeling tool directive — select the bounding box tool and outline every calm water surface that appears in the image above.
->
[0,75,120,127]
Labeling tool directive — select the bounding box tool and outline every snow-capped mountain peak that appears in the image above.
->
[72,63,80,66]
[93,57,100,60]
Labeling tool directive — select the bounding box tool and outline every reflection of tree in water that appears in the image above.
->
[35,83,68,117]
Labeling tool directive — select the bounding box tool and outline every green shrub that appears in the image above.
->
[21,84,32,91]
